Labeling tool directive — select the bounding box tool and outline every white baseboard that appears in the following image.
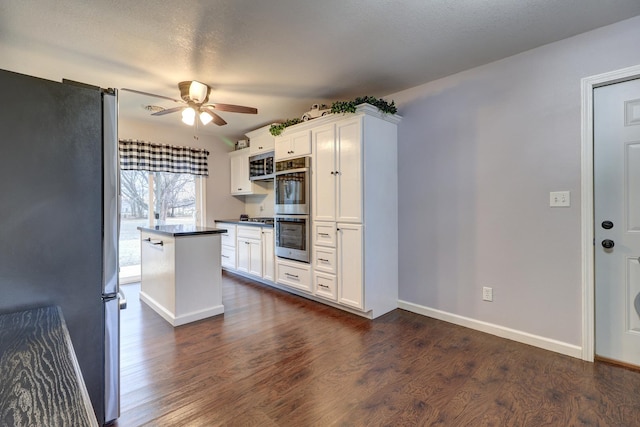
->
[398,300,582,359]
[139,290,224,327]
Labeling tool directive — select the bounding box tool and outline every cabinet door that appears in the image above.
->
[216,223,236,248]
[221,245,236,269]
[274,134,291,160]
[237,237,250,273]
[249,133,275,155]
[336,118,362,223]
[290,130,311,157]
[229,149,252,195]
[248,239,263,277]
[275,130,311,160]
[337,223,363,309]
[312,124,336,222]
[262,228,275,281]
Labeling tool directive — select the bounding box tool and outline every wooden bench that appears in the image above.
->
[0,306,98,426]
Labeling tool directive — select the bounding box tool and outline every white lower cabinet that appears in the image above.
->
[262,228,275,282]
[216,222,237,269]
[336,223,363,310]
[218,223,276,283]
[276,258,312,293]
[237,226,262,277]
[314,271,337,301]
[312,222,363,309]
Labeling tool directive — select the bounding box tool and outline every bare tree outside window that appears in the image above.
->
[119,170,197,278]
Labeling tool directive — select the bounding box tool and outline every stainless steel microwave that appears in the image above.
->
[249,151,275,181]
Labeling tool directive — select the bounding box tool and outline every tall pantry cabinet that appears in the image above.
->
[311,104,400,318]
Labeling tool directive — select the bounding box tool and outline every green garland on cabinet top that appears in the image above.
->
[269,96,397,136]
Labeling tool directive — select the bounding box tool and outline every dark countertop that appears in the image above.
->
[138,225,227,237]
[215,219,274,228]
[0,306,98,427]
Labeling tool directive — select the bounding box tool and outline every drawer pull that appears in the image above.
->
[319,233,330,237]
[285,272,299,279]
[221,255,229,259]
[144,238,163,246]
[318,283,330,289]
[318,258,329,262]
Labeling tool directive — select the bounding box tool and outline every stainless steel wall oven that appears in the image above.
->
[275,156,310,215]
[275,215,310,263]
[275,156,310,262]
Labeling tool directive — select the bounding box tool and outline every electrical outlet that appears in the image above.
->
[482,287,493,302]
[549,191,570,207]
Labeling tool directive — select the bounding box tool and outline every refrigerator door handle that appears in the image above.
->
[118,290,127,310]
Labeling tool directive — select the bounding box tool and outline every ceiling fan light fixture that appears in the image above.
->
[181,107,196,125]
[199,110,213,125]
[189,81,209,103]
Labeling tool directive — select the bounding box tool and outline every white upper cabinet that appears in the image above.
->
[312,117,362,223]
[275,129,311,160]
[246,125,275,155]
[229,148,264,195]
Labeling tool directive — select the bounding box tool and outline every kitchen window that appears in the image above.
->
[118,139,209,283]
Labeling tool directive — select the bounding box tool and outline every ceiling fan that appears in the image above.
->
[121,80,257,126]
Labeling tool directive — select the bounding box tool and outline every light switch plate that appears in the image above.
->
[550,191,570,207]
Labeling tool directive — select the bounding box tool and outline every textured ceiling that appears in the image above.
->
[1,1,640,141]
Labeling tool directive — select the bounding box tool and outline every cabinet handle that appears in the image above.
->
[319,233,330,236]
[285,272,299,279]
[221,255,229,259]
[237,188,242,191]
[319,283,329,289]
[330,171,335,175]
[334,170,340,175]
[318,258,329,262]
[144,237,163,246]
[258,146,263,149]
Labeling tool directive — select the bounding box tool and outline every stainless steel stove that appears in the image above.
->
[243,217,274,225]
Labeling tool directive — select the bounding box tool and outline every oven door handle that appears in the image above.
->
[275,167,309,175]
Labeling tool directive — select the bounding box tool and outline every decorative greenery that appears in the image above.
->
[269,118,303,136]
[269,96,397,136]
[331,96,397,115]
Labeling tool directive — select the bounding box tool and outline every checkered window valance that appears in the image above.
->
[119,139,210,176]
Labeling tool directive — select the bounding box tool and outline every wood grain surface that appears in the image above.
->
[114,272,640,426]
[0,306,98,426]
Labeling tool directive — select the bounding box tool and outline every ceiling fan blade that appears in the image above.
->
[207,103,258,114]
[120,88,184,103]
[151,106,185,116]
[201,106,227,126]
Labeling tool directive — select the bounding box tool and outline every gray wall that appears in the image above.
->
[390,15,640,346]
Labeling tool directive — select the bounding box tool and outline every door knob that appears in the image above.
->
[601,239,615,249]
[602,220,614,229]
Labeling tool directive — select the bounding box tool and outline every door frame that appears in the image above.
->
[581,64,640,361]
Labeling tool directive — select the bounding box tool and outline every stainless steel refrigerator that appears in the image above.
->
[0,69,120,425]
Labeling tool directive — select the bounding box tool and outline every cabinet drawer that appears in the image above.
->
[314,272,337,301]
[276,260,312,293]
[314,222,336,247]
[314,246,336,274]
[216,223,237,247]
[237,225,262,240]
[221,245,236,269]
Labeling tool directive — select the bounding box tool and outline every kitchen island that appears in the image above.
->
[138,225,226,326]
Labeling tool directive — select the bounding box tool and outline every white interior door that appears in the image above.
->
[594,78,640,366]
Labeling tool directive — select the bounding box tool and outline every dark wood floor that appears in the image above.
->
[113,272,640,426]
